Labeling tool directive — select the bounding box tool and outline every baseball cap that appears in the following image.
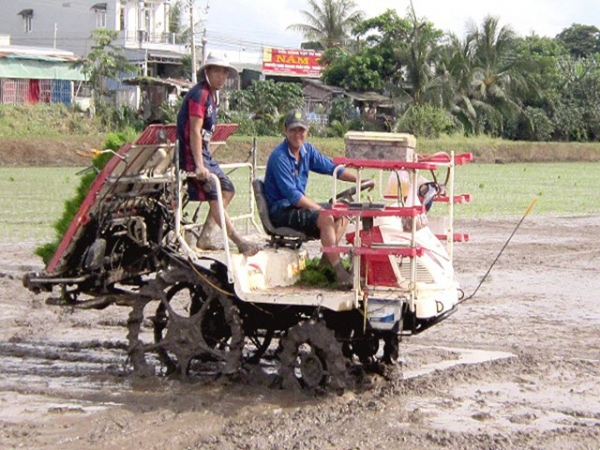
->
[284,109,309,130]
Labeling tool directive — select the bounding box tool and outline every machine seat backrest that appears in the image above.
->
[252,178,309,246]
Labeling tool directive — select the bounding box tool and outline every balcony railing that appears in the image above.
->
[118,30,181,47]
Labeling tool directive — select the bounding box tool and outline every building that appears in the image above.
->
[302,79,391,127]
[0,1,185,67]
[0,1,188,108]
[0,40,86,106]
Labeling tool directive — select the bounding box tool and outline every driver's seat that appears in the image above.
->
[252,178,313,249]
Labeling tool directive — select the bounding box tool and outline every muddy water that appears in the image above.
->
[0,216,599,449]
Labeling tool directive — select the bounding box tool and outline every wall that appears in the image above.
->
[0,0,104,56]
[0,0,176,58]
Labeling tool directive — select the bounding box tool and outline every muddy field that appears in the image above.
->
[0,215,599,450]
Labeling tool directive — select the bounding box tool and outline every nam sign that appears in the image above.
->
[262,48,323,78]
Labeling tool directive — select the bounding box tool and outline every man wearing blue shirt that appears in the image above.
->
[264,109,357,288]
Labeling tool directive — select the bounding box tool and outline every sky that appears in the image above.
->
[198,0,599,63]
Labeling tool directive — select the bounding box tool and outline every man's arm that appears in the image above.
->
[338,169,357,183]
[307,144,356,183]
[189,116,210,180]
[295,194,324,210]
[295,169,356,210]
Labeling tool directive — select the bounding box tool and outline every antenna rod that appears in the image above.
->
[459,197,538,304]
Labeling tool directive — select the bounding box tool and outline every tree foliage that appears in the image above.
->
[228,80,304,135]
[556,23,600,59]
[230,8,600,142]
[80,30,137,98]
[287,0,365,49]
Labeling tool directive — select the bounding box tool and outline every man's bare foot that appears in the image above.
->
[334,264,353,290]
[237,240,260,256]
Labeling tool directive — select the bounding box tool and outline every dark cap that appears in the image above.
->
[284,109,309,130]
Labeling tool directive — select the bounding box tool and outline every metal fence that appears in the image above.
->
[0,79,73,105]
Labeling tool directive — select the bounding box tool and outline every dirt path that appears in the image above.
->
[0,215,599,450]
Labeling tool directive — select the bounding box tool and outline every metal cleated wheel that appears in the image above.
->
[126,264,244,380]
[151,283,244,378]
[278,320,347,393]
[152,282,203,375]
[244,327,275,365]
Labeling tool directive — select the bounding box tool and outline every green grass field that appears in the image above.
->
[1,162,599,244]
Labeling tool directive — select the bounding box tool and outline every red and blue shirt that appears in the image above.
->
[176,80,219,172]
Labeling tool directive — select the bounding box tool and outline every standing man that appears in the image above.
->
[263,109,357,289]
[177,54,259,256]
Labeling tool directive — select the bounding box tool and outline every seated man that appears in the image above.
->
[263,109,357,289]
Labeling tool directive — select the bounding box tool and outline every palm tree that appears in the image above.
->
[467,16,527,135]
[435,16,529,136]
[287,0,365,49]
[401,5,443,105]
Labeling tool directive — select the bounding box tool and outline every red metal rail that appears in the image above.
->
[322,246,424,257]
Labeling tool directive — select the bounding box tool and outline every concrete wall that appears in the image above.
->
[0,0,178,58]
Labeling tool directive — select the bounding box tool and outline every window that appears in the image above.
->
[96,10,107,28]
[144,9,151,34]
[91,3,107,29]
[119,7,125,30]
[18,9,33,33]
[24,15,33,32]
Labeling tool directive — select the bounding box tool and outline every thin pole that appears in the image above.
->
[460,197,538,304]
[190,0,197,83]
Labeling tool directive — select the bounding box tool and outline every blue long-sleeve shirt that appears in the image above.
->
[264,139,343,215]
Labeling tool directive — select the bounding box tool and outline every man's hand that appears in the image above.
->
[195,165,210,181]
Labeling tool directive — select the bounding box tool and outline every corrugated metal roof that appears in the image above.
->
[0,45,84,80]
[345,91,390,102]
[0,45,80,62]
[303,78,345,94]
[122,76,194,90]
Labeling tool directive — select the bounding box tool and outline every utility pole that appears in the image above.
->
[189,0,197,83]
[201,28,207,64]
[53,23,57,48]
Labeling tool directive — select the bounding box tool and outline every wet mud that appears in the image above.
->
[0,215,599,449]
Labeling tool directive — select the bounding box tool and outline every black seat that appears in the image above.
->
[252,178,313,249]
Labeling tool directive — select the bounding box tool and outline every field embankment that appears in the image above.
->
[1,104,600,166]
[227,135,600,165]
[2,135,600,167]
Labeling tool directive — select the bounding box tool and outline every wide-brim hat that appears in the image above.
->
[198,53,238,79]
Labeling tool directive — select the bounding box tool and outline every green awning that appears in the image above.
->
[0,59,86,81]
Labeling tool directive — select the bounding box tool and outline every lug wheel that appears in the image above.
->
[152,282,203,374]
[244,328,275,364]
[127,262,244,380]
[152,288,243,378]
[279,320,347,393]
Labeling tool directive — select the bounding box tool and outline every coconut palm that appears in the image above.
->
[434,33,481,134]
[401,5,444,105]
[467,16,528,135]
[435,16,529,136]
[287,0,365,49]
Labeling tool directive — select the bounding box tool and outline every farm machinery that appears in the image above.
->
[23,124,472,391]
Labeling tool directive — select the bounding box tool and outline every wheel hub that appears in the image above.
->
[299,351,325,388]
